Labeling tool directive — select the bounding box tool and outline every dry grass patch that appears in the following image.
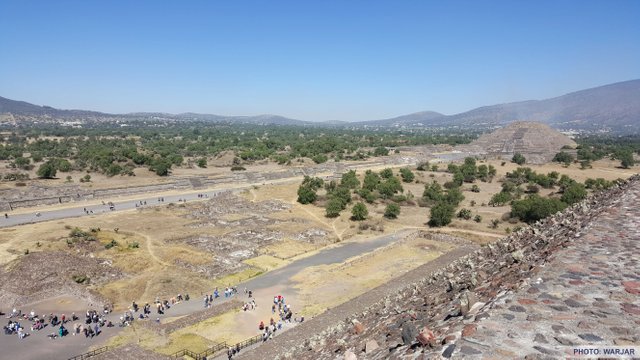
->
[168,309,246,347]
[155,332,216,355]
[292,237,453,317]
[242,254,289,271]
[260,239,320,259]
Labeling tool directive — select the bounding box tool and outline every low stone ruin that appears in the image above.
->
[239,175,640,359]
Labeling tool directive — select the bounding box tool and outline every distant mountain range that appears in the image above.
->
[1,79,639,132]
[363,79,640,131]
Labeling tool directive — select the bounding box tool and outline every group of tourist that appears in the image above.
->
[2,307,111,340]
[257,295,296,343]
[242,299,257,312]
[1,289,198,344]
[204,286,238,308]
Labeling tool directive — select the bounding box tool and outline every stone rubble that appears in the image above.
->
[239,175,640,360]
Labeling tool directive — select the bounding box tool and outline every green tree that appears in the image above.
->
[297,185,317,204]
[196,158,207,168]
[460,157,477,182]
[302,176,324,190]
[105,163,123,177]
[152,160,171,176]
[373,146,389,156]
[489,191,511,206]
[357,188,377,203]
[429,202,455,227]
[340,170,360,189]
[560,183,587,205]
[422,181,443,204]
[444,187,465,206]
[457,208,472,220]
[351,202,368,221]
[619,151,634,169]
[330,186,352,207]
[399,167,415,183]
[362,170,380,191]
[325,198,343,218]
[452,171,464,187]
[14,157,30,170]
[380,168,394,179]
[477,164,488,181]
[488,164,497,177]
[312,154,328,164]
[378,177,403,199]
[558,174,576,192]
[512,153,526,165]
[553,151,574,166]
[37,161,57,178]
[53,158,72,172]
[384,203,401,219]
[511,195,567,223]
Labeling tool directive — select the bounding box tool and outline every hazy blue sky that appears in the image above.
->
[1,1,639,121]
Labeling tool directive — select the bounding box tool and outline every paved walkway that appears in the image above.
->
[447,183,640,359]
[0,186,241,228]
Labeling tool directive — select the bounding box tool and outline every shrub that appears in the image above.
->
[399,168,415,183]
[428,202,455,227]
[72,275,89,284]
[552,151,574,166]
[37,161,57,178]
[489,191,511,206]
[325,198,343,218]
[128,242,140,249]
[416,162,429,171]
[373,146,389,156]
[312,154,328,164]
[561,183,587,205]
[377,177,403,199]
[362,170,381,191]
[105,239,118,249]
[511,195,567,223]
[380,168,394,179]
[351,202,368,221]
[511,153,526,165]
[340,170,360,189]
[384,203,401,219]
[457,208,472,220]
[473,214,482,223]
[423,181,443,204]
[297,185,317,204]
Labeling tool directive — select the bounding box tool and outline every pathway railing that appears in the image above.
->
[68,345,111,360]
[170,334,263,359]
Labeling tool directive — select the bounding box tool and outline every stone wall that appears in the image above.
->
[240,175,639,359]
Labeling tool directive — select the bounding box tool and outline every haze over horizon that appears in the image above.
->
[1,0,639,122]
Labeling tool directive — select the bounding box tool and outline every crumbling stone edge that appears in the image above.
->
[270,174,640,359]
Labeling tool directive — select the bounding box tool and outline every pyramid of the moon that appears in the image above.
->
[470,121,577,164]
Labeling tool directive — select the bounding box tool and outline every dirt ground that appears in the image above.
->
[291,235,454,317]
[0,153,634,356]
